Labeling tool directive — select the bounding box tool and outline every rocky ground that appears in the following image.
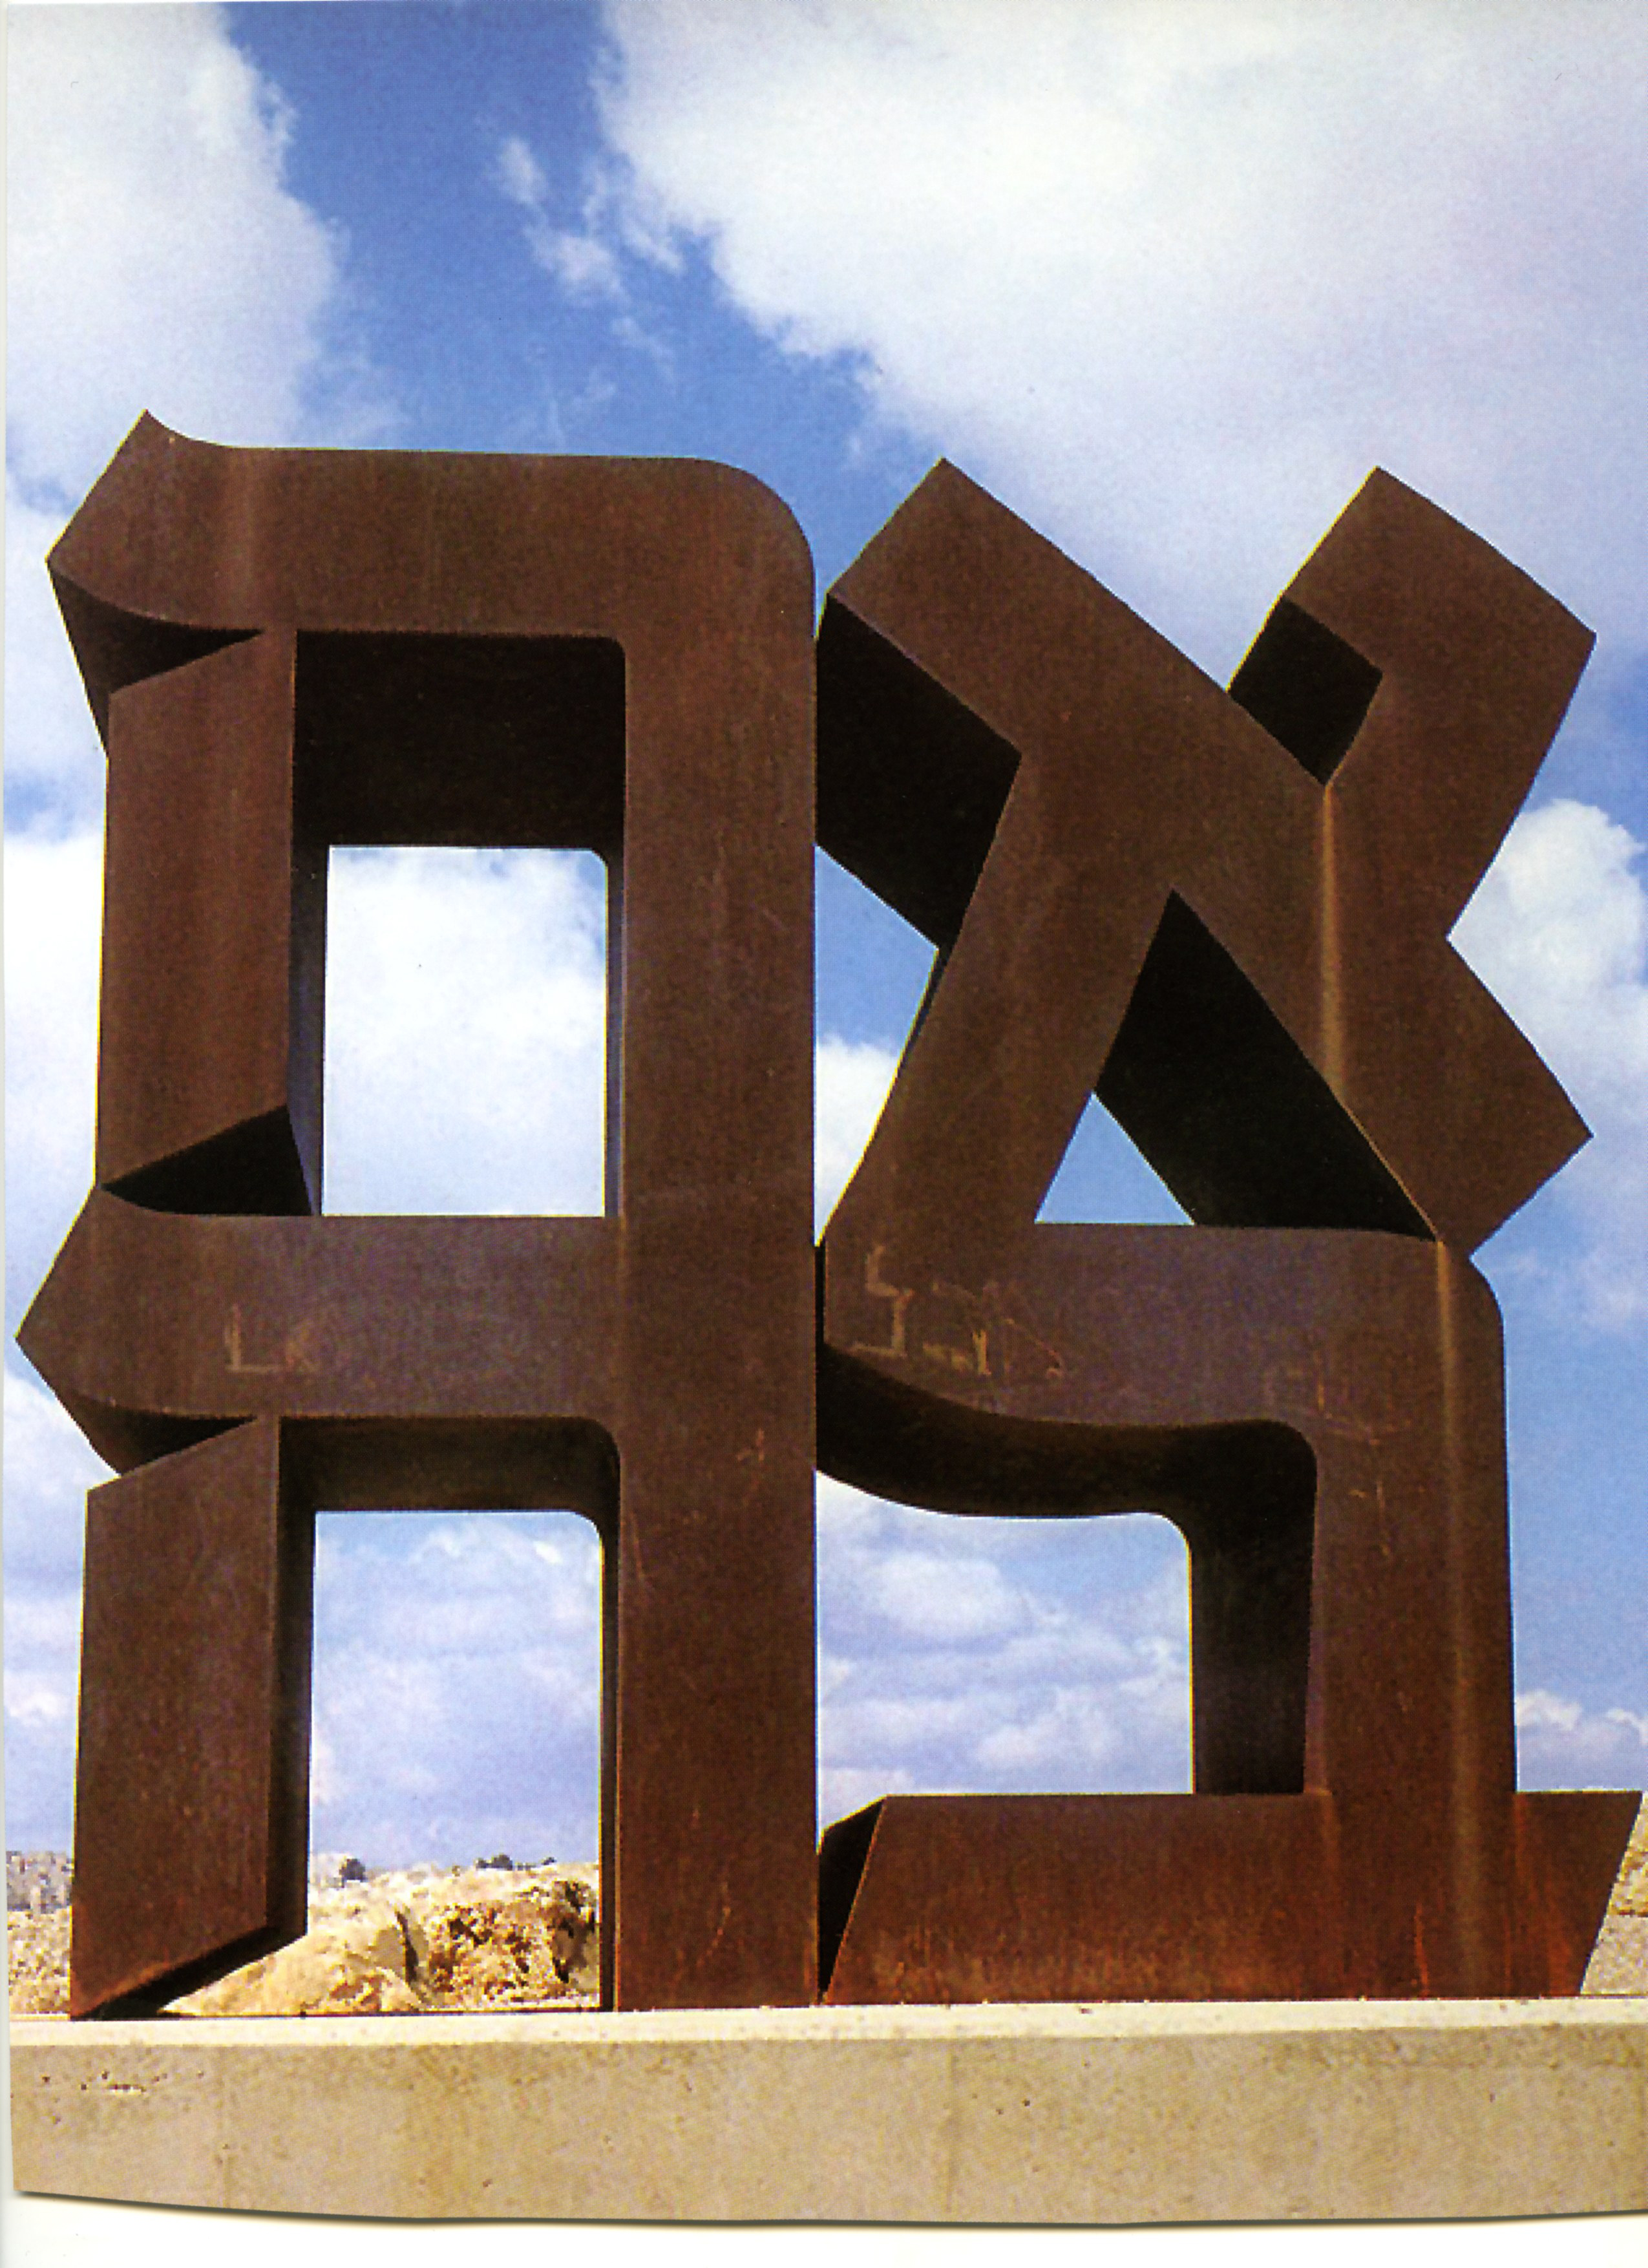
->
[1581,1799,1648,1994]
[8,1858,600,2017]
[10,1803,1647,2015]
[6,1904,71,2017]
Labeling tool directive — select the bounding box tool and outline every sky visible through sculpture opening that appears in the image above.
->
[315,842,1196,1867]
[310,1508,603,1871]
[304,1497,1194,1874]
[5,5,1644,2031]
[323,846,609,1218]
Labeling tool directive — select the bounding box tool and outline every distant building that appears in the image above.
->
[6,1851,72,1913]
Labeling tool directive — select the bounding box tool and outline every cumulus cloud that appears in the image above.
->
[1,1369,109,1845]
[3,829,104,1329]
[1,1369,109,1589]
[4,4,385,1850]
[309,1511,603,1867]
[6,6,386,829]
[326,853,905,1225]
[1516,1686,1648,1788]
[816,1476,1193,1819]
[860,1546,1029,1644]
[1453,800,1648,1325]
[595,0,1648,663]
[4,487,105,826]
[8,3,364,506]
[324,848,610,1216]
[814,1033,900,1230]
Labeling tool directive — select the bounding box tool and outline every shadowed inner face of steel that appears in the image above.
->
[812,460,1634,2003]
[27,425,818,2017]
[19,419,1639,2017]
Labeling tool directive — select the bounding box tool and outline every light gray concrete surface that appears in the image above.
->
[10,1998,1647,2225]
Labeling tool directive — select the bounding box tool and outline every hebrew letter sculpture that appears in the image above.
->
[20,423,1637,2015]
[21,418,818,2016]
[814,463,1638,2000]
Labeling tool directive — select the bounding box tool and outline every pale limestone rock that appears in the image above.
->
[1581,1795,1648,1995]
[6,1907,72,2014]
[1581,1915,1647,1994]
[165,1862,600,2016]
[171,1893,423,2016]
[10,1812,1642,2015]
[1614,1797,1648,1913]
[411,1867,600,2008]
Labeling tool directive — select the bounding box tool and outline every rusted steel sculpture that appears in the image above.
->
[814,463,1637,2000]
[21,418,1636,2017]
[23,419,819,2016]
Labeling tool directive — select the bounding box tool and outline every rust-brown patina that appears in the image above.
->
[21,418,1636,2015]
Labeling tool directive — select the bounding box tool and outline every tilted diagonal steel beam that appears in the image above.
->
[814,464,1633,2000]
[21,425,1635,2013]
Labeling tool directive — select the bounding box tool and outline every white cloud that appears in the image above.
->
[1453,802,1648,1111]
[328,864,904,1225]
[816,1472,884,1541]
[491,129,628,303]
[494,131,549,211]
[3,485,105,824]
[537,224,628,304]
[4,4,386,1851]
[814,1033,898,1230]
[6,6,390,827]
[324,847,610,1216]
[1,1368,109,1585]
[8,3,367,507]
[596,0,1648,664]
[818,1763,915,1819]
[309,1510,603,1868]
[3,829,105,1324]
[1453,800,1648,1325]
[1516,1686,1648,1788]
[861,1547,1028,1643]
[7,4,387,825]
[1,1368,108,1847]
[974,1691,1128,1777]
[816,1480,1193,1812]
[2,1668,76,1730]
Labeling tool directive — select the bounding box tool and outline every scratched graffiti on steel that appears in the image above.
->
[20,416,1637,2017]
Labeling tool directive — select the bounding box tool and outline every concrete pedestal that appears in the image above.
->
[11,1999,1647,2224]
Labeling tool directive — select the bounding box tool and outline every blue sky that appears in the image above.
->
[6,1,1646,1881]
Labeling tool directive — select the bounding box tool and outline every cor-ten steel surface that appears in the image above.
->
[21,421,1635,2015]
[25,417,818,2017]
[814,463,1635,2001]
